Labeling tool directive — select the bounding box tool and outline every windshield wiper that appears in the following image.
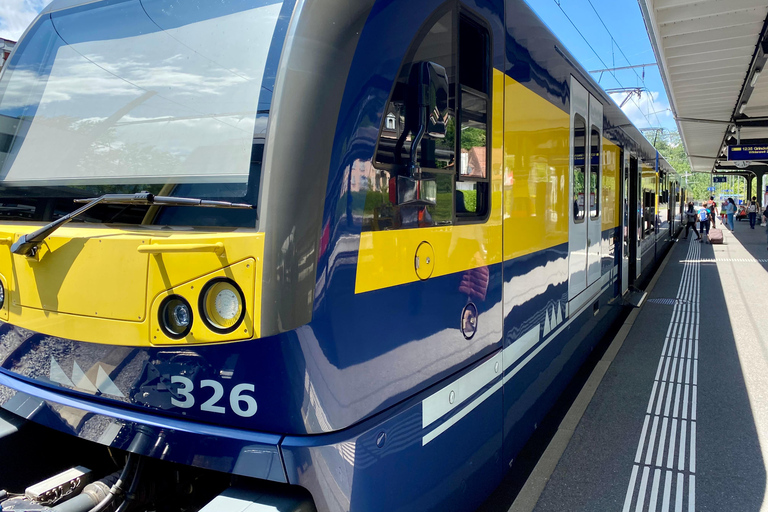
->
[11,192,253,257]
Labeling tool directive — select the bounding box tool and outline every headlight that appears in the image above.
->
[159,295,192,339]
[200,278,245,333]
[0,281,5,309]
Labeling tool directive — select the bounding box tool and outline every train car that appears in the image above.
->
[0,0,680,511]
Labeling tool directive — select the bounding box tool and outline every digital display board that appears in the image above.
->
[727,145,768,161]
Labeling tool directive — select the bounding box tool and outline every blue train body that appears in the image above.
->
[0,0,682,510]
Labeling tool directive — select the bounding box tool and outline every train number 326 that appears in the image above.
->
[170,376,258,417]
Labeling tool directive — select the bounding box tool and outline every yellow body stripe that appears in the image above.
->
[602,138,621,231]
[503,75,570,261]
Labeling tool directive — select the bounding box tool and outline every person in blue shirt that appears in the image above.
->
[698,204,710,243]
[726,198,737,231]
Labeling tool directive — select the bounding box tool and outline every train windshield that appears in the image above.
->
[0,0,293,228]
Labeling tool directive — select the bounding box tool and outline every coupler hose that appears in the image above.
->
[85,428,153,512]
[51,473,118,512]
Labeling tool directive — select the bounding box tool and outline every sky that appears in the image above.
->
[0,0,46,41]
[0,0,676,132]
[527,0,677,132]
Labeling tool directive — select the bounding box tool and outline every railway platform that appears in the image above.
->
[505,221,768,511]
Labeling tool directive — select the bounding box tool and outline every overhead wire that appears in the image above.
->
[583,0,666,129]
[552,0,667,132]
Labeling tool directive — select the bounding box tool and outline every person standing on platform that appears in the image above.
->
[707,196,718,227]
[698,203,710,243]
[748,196,760,229]
[683,202,700,240]
[726,197,737,231]
[721,199,728,226]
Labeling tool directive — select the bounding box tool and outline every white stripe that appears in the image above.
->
[635,415,651,464]
[649,469,662,512]
[678,420,687,472]
[636,466,650,512]
[623,465,640,512]
[664,379,674,416]
[662,470,673,512]
[673,383,681,418]
[502,324,540,372]
[668,358,678,386]
[691,386,697,421]
[655,381,667,416]
[693,360,698,386]
[648,381,659,414]
[682,385,689,420]
[422,353,502,428]
[690,422,696,473]
[646,416,660,465]
[422,380,502,445]
[688,475,695,512]
[662,357,671,382]
[656,417,669,466]
[675,473,684,512]
[667,418,677,469]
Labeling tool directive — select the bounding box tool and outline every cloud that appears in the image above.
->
[609,90,673,130]
[0,0,45,41]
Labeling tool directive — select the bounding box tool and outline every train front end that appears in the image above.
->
[0,0,362,509]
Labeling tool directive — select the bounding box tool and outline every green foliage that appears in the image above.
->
[460,189,477,212]
[645,129,712,202]
[443,117,486,150]
[461,127,486,150]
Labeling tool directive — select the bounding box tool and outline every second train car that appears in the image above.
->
[0,0,682,510]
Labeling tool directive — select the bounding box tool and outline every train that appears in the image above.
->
[0,0,684,511]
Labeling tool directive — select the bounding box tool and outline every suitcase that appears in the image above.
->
[709,228,723,244]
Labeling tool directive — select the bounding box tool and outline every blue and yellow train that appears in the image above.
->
[0,0,683,510]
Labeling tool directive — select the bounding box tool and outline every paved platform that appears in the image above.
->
[521,220,768,511]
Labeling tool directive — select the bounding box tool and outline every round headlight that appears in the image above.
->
[0,281,5,310]
[199,278,245,334]
[159,295,193,339]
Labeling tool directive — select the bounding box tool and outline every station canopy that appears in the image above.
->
[639,0,768,174]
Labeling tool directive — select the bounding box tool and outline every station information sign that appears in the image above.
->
[727,145,768,161]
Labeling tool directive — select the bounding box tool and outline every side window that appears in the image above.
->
[572,115,586,222]
[363,10,491,231]
[589,126,600,219]
[455,16,490,220]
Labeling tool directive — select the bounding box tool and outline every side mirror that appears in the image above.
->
[406,61,450,177]
[397,175,437,206]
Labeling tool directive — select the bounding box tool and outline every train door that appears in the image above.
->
[567,76,602,300]
[628,155,639,283]
[586,96,602,286]
[568,77,588,300]
[621,149,629,295]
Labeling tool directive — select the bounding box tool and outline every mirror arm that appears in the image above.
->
[409,95,428,179]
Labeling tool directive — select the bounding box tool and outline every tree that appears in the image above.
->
[645,129,712,201]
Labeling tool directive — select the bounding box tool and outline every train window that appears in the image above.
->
[373,11,455,170]
[364,9,491,230]
[365,10,455,231]
[572,115,586,223]
[589,126,600,219]
[455,15,490,222]
[459,91,487,178]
